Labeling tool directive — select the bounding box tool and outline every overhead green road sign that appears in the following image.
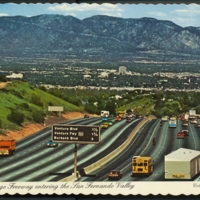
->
[52,124,101,144]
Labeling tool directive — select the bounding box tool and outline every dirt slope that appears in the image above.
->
[0,112,97,141]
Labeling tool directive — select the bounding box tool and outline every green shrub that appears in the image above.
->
[7,109,24,126]
[32,109,45,123]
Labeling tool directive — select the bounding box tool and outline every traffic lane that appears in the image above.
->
[0,118,102,181]
[41,119,142,181]
[115,119,178,181]
[187,122,200,150]
[0,117,101,170]
[0,117,100,165]
[121,119,168,181]
[3,119,140,181]
[78,119,157,182]
[144,120,200,181]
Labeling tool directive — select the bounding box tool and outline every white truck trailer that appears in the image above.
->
[189,110,196,120]
[165,148,200,179]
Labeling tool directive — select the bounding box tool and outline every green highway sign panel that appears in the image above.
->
[52,124,100,144]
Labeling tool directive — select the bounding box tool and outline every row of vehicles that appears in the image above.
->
[102,110,154,180]
[177,130,189,139]
[101,110,137,128]
[107,156,153,180]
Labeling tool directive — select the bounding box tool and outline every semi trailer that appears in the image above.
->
[165,148,200,179]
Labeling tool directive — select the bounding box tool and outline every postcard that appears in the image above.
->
[1,2,200,196]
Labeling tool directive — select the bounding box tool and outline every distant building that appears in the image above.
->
[83,75,91,79]
[119,66,127,75]
[98,72,109,78]
[6,73,23,79]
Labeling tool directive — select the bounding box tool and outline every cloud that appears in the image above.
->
[170,16,197,27]
[0,13,9,17]
[47,3,123,18]
[148,11,167,17]
[172,4,200,16]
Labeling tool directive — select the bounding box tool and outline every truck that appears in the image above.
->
[165,148,200,179]
[184,114,189,121]
[189,110,196,121]
[0,140,16,155]
[132,156,154,176]
[100,110,110,118]
[169,117,177,128]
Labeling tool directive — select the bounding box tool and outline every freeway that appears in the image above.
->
[0,116,142,182]
[79,119,200,182]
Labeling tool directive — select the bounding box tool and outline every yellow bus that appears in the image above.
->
[132,156,153,175]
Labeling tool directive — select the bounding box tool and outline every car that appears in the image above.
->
[47,140,58,147]
[136,115,143,118]
[182,130,189,136]
[107,120,114,126]
[108,170,122,180]
[182,121,188,127]
[191,120,198,124]
[84,114,89,118]
[126,117,132,123]
[115,116,122,121]
[177,132,185,139]
[101,122,109,129]
[195,123,200,128]
[102,116,108,121]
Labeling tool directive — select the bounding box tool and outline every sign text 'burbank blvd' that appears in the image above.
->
[52,124,101,144]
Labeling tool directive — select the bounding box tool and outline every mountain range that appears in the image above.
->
[1,14,200,61]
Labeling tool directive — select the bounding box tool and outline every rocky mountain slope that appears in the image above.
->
[1,14,200,60]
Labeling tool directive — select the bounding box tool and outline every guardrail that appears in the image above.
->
[59,115,156,182]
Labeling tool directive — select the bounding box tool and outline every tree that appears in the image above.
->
[7,109,24,126]
[32,109,45,123]
[31,94,43,107]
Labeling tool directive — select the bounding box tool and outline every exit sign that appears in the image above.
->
[52,124,100,144]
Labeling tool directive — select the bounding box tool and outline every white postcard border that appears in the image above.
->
[0,182,200,195]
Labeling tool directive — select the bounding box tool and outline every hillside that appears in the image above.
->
[0,111,89,141]
[0,80,84,135]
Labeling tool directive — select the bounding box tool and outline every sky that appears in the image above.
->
[1,3,200,27]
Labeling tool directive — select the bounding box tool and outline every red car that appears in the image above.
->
[177,132,185,139]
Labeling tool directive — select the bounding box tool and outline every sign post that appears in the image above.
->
[74,144,78,177]
[51,124,101,178]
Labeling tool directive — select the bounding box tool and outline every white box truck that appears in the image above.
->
[165,148,200,179]
[189,110,196,120]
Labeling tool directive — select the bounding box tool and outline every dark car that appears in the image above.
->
[108,170,122,180]
[182,130,189,136]
[195,123,200,128]
[84,114,89,118]
[126,117,132,123]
